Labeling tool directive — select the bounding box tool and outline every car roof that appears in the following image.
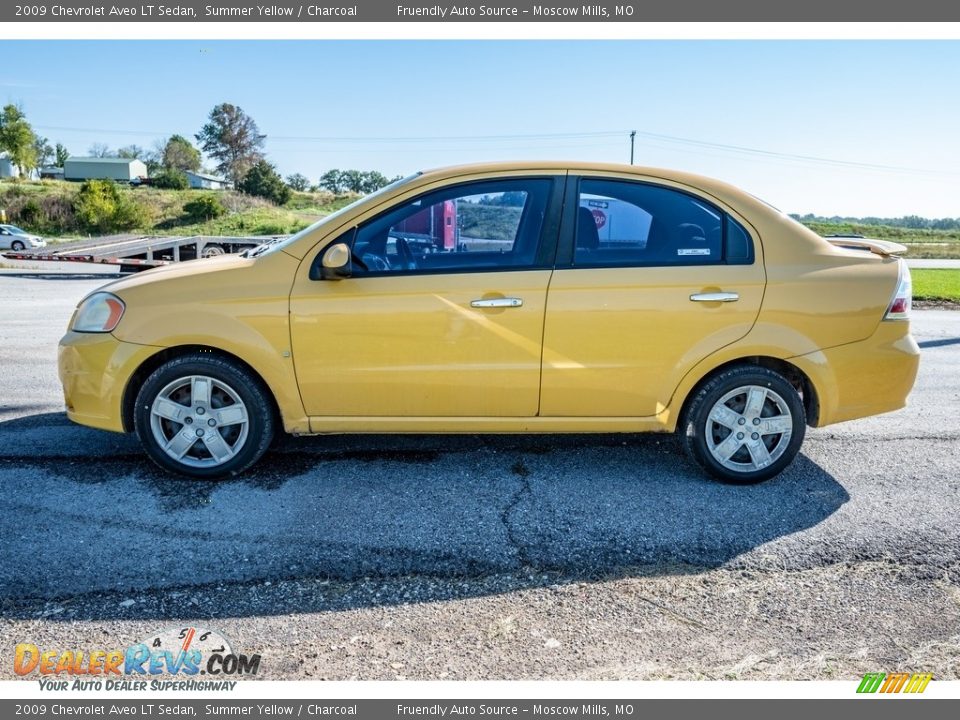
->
[413,161,757,210]
[419,160,709,178]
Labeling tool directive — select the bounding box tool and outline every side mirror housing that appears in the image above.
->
[318,242,352,280]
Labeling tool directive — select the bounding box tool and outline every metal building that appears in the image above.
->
[64,157,148,182]
[185,170,230,190]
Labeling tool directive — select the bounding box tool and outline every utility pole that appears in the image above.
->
[629,130,636,165]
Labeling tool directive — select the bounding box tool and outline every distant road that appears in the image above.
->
[907,259,960,269]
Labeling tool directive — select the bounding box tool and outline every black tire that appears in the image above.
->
[134,353,276,480]
[11,240,25,251]
[680,365,806,484]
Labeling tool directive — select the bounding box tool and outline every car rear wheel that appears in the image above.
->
[134,354,275,479]
[680,365,806,484]
[11,240,25,251]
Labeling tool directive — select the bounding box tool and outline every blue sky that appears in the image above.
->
[2,40,958,217]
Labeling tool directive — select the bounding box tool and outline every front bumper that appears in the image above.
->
[58,331,160,433]
[789,320,920,427]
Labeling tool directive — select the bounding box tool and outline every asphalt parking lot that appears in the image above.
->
[1,275,958,681]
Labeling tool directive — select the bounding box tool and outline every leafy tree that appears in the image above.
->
[360,171,390,193]
[183,195,226,221]
[117,144,147,160]
[196,103,265,187]
[162,134,201,172]
[55,143,70,167]
[286,173,310,192]
[73,180,147,233]
[480,190,526,207]
[340,169,365,194]
[117,144,161,173]
[0,104,39,176]
[239,160,291,205]
[34,136,55,168]
[318,169,345,194]
[151,169,189,190]
[317,169,393,195]
[88,143,113,158]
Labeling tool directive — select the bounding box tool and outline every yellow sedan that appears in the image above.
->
[58,162,919,483]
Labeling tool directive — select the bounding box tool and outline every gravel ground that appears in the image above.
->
[0,276,958,681]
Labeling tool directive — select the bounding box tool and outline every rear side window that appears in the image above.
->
[574,179,752,267]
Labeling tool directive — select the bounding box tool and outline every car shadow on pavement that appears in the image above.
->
[0,412,849,621]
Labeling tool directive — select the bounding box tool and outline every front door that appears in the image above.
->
[289,176,562,417]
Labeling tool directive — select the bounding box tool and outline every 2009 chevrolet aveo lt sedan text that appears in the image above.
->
[58,162,919,483]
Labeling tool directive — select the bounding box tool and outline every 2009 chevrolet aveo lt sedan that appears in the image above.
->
[58,162,919,483]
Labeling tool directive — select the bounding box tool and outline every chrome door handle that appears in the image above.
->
[690,292,739,303]
[470,297,523,308]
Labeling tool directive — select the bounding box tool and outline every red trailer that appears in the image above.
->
[394,200,457,250]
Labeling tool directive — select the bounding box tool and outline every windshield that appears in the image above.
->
[247,173,422,258]
[3,225,27,235]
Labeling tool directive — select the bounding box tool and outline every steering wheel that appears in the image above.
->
[359,253,391,272]
[395,237,418,271]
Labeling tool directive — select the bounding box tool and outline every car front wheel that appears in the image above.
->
[11,240,25,251]
[681,365,806,484]
[134,353,275,479]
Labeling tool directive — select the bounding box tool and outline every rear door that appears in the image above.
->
[540,174,766,417]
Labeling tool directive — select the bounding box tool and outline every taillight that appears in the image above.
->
[884,262,911,321]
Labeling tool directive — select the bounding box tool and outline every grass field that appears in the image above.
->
[801,220,960,259]
[911,269,960,302]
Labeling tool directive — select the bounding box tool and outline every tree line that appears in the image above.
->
[0,101,400,206]
[791,213,960,231]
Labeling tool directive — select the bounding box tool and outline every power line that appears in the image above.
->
[34,125,627,143]
[32,123,957,178]
[630,129,956,178]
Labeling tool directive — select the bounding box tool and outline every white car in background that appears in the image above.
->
[0,224,47,251]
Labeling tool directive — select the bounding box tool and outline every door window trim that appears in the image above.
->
[309,175,566,280]
[555,175,755,270]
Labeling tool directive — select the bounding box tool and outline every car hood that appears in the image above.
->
[98,254,255,295]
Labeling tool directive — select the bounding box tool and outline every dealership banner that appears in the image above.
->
[5,0,960,22]
[1,700,958,718]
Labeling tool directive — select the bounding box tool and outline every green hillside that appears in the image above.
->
[0,178,355,240]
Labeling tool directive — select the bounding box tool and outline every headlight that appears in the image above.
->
[72,292,125,333]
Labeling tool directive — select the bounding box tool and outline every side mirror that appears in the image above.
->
[319,242,352,280]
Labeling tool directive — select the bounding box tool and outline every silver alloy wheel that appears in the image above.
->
[149,375,250,469]
[704,384,793,473]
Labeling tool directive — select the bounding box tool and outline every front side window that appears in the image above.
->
[574,179,750,267]
[348,178,552,275]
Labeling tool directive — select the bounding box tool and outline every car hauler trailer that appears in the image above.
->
[1,234,283,273]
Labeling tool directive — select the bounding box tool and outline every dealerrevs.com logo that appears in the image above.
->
[14,626,261,691]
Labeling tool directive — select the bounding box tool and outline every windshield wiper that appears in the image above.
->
[243,237,287,258]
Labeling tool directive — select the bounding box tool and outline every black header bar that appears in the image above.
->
[5,0,960,22]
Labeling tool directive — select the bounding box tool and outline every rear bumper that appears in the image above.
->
[58,331,160,433]
[790,321,920,427]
